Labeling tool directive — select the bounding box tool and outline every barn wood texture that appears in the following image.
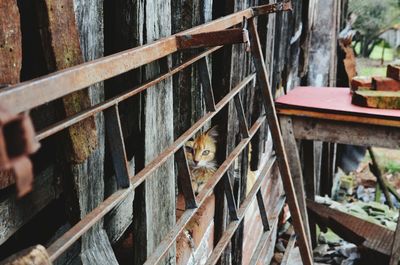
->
[0,0,22,189]
[0,1,347,265]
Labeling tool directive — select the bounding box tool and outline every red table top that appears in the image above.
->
[275,86,400,121]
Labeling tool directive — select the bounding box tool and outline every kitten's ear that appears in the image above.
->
[206,126,218,139]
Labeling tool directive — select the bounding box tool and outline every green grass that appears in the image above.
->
[358,66,387,76]
[369,45,395,61]
[354,42,395,62]
[385,161,400,174]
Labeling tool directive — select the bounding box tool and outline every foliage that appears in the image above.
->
[349,0,400,56]
[349,0,399,36]
[385,161,400,174]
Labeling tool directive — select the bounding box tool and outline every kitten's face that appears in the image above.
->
[185,127,217,169]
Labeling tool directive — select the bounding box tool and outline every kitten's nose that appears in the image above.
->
[194,160,199,165]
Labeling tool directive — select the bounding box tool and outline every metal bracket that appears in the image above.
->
[0,109,40,197]
[252,1,293,16]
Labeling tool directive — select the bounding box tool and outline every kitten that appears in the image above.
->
[185,126,218,195]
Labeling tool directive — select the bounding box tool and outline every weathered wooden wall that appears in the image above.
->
[0,0,346,264]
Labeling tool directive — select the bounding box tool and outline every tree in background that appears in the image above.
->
[349,0,400,57]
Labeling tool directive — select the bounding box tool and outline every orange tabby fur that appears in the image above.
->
[185,126,218,195]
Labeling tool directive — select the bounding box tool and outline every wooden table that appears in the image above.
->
[275,86,400,264]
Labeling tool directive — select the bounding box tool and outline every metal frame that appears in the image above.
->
[0,2,313,264]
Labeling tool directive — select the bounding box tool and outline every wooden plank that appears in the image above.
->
[279,116,312,243]
[277,108,400,128]
[211,2,235,264]
[37,0,97,164]
[249,196,285,265]
[104,105,130,188]
[281,231,297,265]
[352,90,400,110]
[351,76,372,92]
[390,220,400,265]
[372,77,400,91]
[249,17,313,265]
[290,115,400,149]
[308,199,393,256]
[132,1,176,264]
[40,0,116,264]
[104,159,135,244]
[0,166,61,245]
[302,140,317,247]
[387,64,400,81]
[204,157,276,265]
[0,0,21,86]
[0,0,22,189]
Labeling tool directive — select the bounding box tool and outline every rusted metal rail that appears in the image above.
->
[0,1,311,265]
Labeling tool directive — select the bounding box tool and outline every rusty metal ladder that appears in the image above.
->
[0,1,313,265]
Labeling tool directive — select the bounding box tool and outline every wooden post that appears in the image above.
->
[279,116,312,244]
[248,17,313,265]
[132,1,176,264]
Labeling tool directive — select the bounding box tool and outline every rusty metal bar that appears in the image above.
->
[45,73,255,261]
[175,147,198,209]
[0,10,253,115]
[198,57,216,112]
[205,156,276,265]
[36,47,221,141]
[143,116,267,265]
[176,28,247,49]
[47,189,130,261]
[249,17,313,265]
[256,190,270,231]
[223,173,239,221]
[252,1,292,16]
[130,74,256,189]
[104,105,130,188]
[249,196,286,265]
[234,95,250,138]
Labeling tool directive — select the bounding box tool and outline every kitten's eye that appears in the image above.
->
[185,146,193,154]
[202,150,210,156]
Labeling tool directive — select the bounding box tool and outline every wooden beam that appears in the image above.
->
[289,116,400,149]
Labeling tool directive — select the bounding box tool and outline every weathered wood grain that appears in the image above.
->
[37,0,97,164]
[279,116,311,244]
[352,90,400,109]
[290,116,400,149]
[372,77,400,91]
[0,166,61,245]
[387,64,400,81]
[0,0,21,86]
[0,0,22,189]
[133,1,176,264]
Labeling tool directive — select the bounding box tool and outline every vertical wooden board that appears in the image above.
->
[62,0,116,264]
[172,0,213,139]
[307,0,338,87]
[0,0,21,86]
[133,1,176,264]
[37,0,97,164]
[0,0,22,189]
